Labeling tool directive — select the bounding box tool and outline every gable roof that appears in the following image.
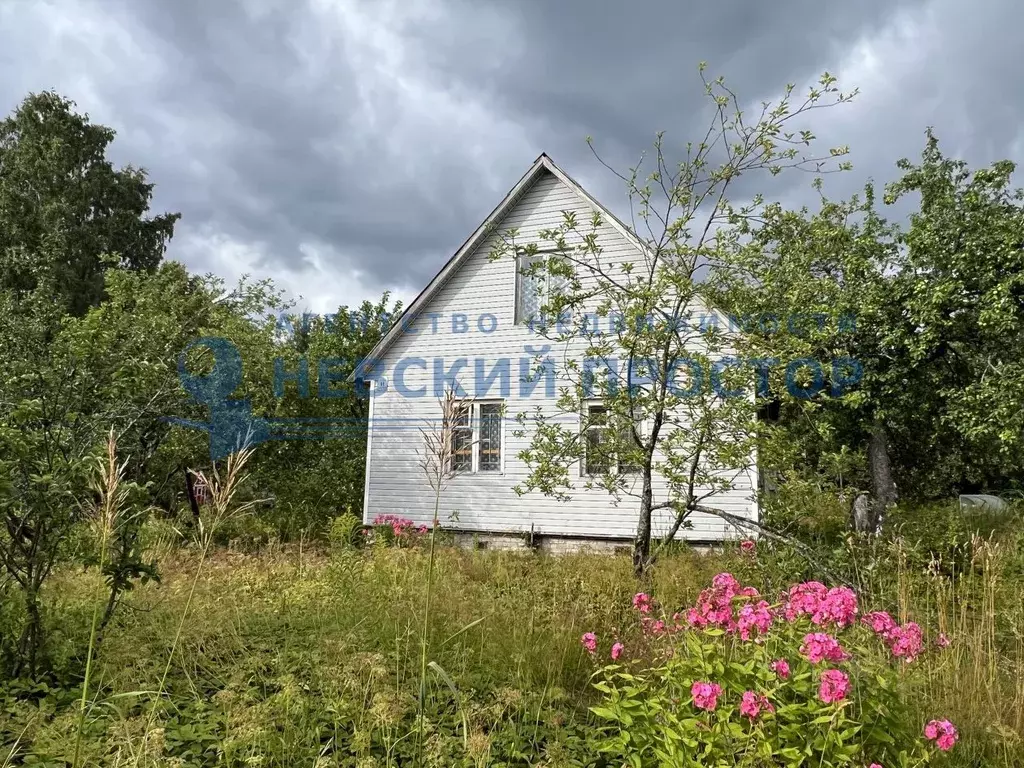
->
[351,153,646,379]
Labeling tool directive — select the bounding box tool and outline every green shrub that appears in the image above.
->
[326,511,365,550]
[587,573,959,767]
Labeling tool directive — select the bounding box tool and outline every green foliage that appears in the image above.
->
[722,130,1024,508]
[248,293,401,539]
[489,68,857,573]
[0,91,179,316]
[327,511,365,551]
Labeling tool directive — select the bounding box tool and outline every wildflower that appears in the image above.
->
[800,633,850,664]
[869,764,883,768]
[813,587,859,627]
[737,600,773,641]
[862,611,897,638]
[611,642,624,661]
[687,573,746,632]
[818,669,850,703]
[632,592,652,613]
[691,681,722,711]
[783,581,828,622]
[580,632,597,654]
[769,658,790,679]
[936,632,950,648]
[740,539,756,553]
[889,622,924,662]
[739,690,773,719]
[712,572,740,592]
[924,719,958,751]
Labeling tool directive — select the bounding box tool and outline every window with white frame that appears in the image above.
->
[583,403,642,476]
[515,254,569,325]
[449,401,503,474]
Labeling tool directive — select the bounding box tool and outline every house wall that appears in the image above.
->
[363,170,758,541]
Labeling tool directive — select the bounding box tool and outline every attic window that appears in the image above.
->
[515,254,568,326]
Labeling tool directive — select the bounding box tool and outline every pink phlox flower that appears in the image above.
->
[687,573,753,632]
[737,600,773,641]
[936,632,951,648]
[739,690,773,719]
[632,592,652,613]
[580,632,597,654]
[740,539,756,553]
[784,581,828,622]
[800,632,850,664]
[811,586,859,627]
[924,719,958,751]
[611,642,624,660]
[889,622,924,662]
[711,572,740,592]
[769,658,791,679]
[862,611,898,639]
[818,669,850,703]
[690,681,722,711]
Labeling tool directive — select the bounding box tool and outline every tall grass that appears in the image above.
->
[2,528,1023,766]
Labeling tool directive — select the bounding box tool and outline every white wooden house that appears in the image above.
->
[357,154,758,548]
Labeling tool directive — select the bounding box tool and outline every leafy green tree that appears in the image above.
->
[251,293,401,538]
[0,260,284,675]
[0,91,179,317]
[722,131,1024,531]
[489,68,856,574]
[885,131,1024,493]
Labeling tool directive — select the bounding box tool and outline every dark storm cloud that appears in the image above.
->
[2,0,1023,307]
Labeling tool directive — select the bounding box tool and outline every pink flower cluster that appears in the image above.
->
[861,611,924,662]
[580,632,597,654]
[800,632,851,664]
[691,681,722,711]
[685,573,762,634]
[818,669,850,703]
[783,582,859,628]
[580,632,626,661]
[739,690,774,719]
[632,593,686,636]
[736,600,773,641]
[591,576,960,759]
[924,719,959,751]
[371,514,429,537]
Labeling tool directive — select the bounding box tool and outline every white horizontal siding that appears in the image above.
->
[364,170,757,541]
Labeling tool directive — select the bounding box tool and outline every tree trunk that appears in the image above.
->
[15,581,44,678]
[633,467,654,577]
[862,419,897,533]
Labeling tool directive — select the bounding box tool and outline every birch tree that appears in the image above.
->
[490,66,856,575]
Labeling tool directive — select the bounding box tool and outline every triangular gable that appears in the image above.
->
[352,153,647,378]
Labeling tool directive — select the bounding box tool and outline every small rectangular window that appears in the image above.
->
[478,403,502,472]
[585,405,611,476]
[515,255,570,326]
[451,403,473,473]
[446,401,503,474]
[584,403,642,476]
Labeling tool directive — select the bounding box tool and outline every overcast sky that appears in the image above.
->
[2,0,1020,312]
